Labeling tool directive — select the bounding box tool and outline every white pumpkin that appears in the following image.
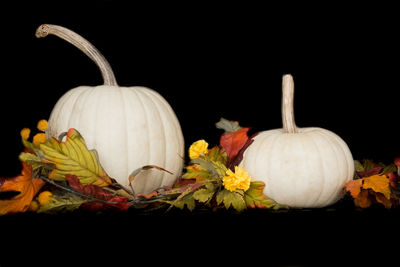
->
[36,24,184,194]
[240,74,354,208]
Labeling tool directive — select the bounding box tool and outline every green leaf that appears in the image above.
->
[216,189,246,212]
[182,165,212,181]
[37,192,88,214]
[38,129,112,187]
[207,146,227,165]
[354,160,364,173]
[191,158,227,179]
[19,152,52,171]
[244,181,280,209]
[164,193,196,211]
[382,163,397,174]
[193,183,217,203]
[215,118,241,133]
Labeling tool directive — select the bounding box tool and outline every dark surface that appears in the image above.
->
[0,2,399,265]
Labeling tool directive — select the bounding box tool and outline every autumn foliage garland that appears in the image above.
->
[0,118,399,215]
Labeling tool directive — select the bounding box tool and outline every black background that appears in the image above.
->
[1,1,399,265]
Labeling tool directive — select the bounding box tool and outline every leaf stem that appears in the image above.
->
[38,175,119,205]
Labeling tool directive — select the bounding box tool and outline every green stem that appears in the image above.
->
[39,175,119,205]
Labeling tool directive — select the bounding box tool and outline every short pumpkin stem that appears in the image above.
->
[282,74,297,133]
[36,24,118,86]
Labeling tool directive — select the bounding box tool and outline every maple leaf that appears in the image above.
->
[216,189,246,212]
[0,163,45,215]
[363,174,391,200]
[344,174,392,209]
[244,181,282,209]
[66,174,130,211]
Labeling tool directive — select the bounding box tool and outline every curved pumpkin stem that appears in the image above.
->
[282,74,297,133]
[36,24,118,86]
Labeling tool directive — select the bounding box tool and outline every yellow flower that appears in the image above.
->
[28,200,39,212]
[38,191,53,206]
[37,120,49,131]
[20,128,31,140]
[222,166,251,192]
[189,140,209,159]
[33,133,47,147]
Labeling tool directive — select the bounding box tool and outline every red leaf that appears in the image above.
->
[227,132,259,170]
[394,157,400,167]
[388,172,400,188]
[65,174,130,211]
[357,166,383,178]
[220,127,250,162]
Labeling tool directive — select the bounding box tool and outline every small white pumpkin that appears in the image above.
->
[36,24,184,194]
[240,74,354,208]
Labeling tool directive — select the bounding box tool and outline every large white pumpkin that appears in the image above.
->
[36,24,184,194]
[240,75,354,208]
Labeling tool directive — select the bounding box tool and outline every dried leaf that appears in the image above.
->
[0,163,45,215]
[129,165,173,186]
[66,174,130,211]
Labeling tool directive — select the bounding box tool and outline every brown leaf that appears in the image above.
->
[0,163,45,215]
[354,190,372,208]
[129,165,173,186]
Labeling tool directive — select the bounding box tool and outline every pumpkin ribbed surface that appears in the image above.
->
[240,128,354,208]
[48,85,184,194]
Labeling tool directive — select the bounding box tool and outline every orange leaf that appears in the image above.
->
[344,179,363,198]
[220,127,250,162]
[0,163,45,215]
[374,192,392,209]
[363,174,391,200]
[354,190,372,208]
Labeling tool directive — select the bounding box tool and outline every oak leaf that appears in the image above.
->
[21,129,112,187]
[0,163,45,215]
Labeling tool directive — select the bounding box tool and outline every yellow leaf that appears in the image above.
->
[362,174,391,200]
[39,129,112,187]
